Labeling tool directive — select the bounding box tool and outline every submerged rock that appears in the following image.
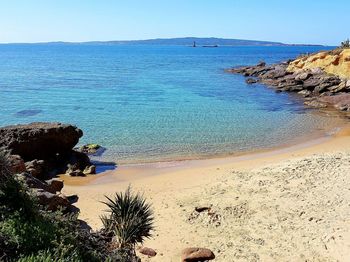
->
[78,144,101,154]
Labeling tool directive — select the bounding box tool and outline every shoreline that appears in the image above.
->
[62,114,349,186]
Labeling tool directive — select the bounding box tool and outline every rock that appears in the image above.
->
[139,247,157,257]
[181,248,215,262]
[302,77,323,89]
[310,67,324,75]
[0,122,83,161]
[298,90,311,97]
[329,81,347,93]
[25,159,47,179]
[294,72,310,81]
[46,178,64,193]
[245,78,258,84]
[78,144,101,155]
[8,154,26,174]
[66,168,86,177]
[195,206,211,213]
[65,151,91,172]
[319,93,350,111]
[34,189,71,211]
[257,61,266,67]
[346,79,350,88]
[17,172,50,191]
[304,100,328,108]
[83,165,96,175]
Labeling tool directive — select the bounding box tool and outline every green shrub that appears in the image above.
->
[0,152,144,262]
[101,186,154,250]
[340,39,350,48]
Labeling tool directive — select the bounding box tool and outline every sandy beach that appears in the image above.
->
[63,126,350,261]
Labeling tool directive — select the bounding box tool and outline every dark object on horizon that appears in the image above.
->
[193,41,196,47]
[202,45,218,48]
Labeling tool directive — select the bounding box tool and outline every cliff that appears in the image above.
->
[287,49,350,79]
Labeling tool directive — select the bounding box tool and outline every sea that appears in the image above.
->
[0,44,338,164]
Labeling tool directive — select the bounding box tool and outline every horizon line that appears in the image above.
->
[0,36,328,46]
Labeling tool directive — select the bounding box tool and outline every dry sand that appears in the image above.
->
[63,129,350,261]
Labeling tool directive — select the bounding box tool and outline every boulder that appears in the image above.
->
[46,178,64,193]
[139,247,157,257]
[83,165,96,175]
[25,159,47,179]
[310,67,324,75]
[181,248,215,262]
[17,172,50,192]
[8,154,26,174]
[294,72,310,81]
[34,189,71,211]
[65,151,91,171]
[0,122,83,161]
[78,144,101,155]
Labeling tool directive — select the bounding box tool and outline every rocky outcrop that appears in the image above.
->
[287,49,350,79]
[17,172,75,212]
[181,247,215,262]
[0,122,96,178]
[227,52,350,111]
[0,122,82,160]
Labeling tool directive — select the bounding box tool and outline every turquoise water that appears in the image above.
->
[0,44,336,164]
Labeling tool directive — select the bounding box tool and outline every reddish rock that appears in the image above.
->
[46,178,64,193]
[139,247,157,257]
[181,247,215,262]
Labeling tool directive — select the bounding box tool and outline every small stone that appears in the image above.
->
[139,247,157,257]
[181,247,215,262]
[245,78,258,84]
[195,206,210,213]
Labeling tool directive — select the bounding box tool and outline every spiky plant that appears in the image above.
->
[100,186,154,249]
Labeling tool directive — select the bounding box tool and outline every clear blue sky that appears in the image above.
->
[0,0,348,45]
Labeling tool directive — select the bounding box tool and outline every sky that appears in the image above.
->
[0,0,348,45]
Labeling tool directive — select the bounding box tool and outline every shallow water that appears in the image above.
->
[0,44,338,163]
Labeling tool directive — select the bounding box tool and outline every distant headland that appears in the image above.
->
[2,37,325,46]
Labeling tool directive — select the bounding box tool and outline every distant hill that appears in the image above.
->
[39,37,323,47]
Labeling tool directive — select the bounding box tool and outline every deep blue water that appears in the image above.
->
[0,44,337,163]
